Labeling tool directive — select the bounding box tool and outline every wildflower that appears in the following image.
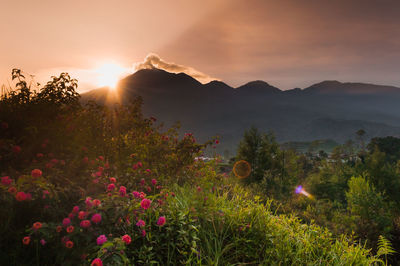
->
[145,169,151,174]
[78,211,87,220]
[85,197,93,207]
[68,213,75,219]
[91,213,102,224]
[1,176,11,186]
[56,225,63,232]
[146,186,151,192]
[15,191,27,201]
[96,234,107,245]
[40,239,46,246]
[51,158,58,164]
[157,216,166,226]
[67,225,74,233]
[119,186,127,197]
[22,236,30,245]
[132,191,140,198]
[8,186,17,194]
[12,145,21,154]
[151,179,157,185]
[98,166,104,172]
[65,240,74,248]
[140,198,151,210]
[80,220,91,228]
[141,230,146,237]
[91,258,103,266]
[136,219,145,227]
[109,177,116,183]
[137,162,143,168]
[62,218,71,227]
[72,206,79,213]
[33,222,42,231]
[140,178,145,186]
[98,156,104,161]
[107,183,115,191]
[83,157,89,164]
[93,199,101,207]
[95,171,102,177]
[122,234,131,244]
[215,139,220,144]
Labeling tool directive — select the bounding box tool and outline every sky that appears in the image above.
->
[1,0,400,91]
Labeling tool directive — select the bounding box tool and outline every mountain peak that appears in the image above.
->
[236,80,281,93]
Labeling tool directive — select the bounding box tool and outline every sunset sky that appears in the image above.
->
[1,0,400,91]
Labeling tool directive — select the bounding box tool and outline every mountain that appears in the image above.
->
[304,80,400,95]
[81,68,400,154]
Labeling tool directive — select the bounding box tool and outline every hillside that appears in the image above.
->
[81,69,400,153]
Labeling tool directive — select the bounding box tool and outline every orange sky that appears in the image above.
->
[1,0,400,91]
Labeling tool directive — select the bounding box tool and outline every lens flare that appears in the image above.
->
[233,160,251,179]
[295,185,313,199]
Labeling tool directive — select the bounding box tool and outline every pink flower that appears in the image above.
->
[140,198,151,210]
[141,230,146,237]
[122,234,131,244]
[40,239,46,246]
[72,206,79,213]
[1,176,12,186]
[85,197,93,207]
[151,179,157,186]
[93,199,101,207]
[119,186,127,197]
[62,218,71,227]
[145,169,151,174]
[91,258,103,266]
[15,191,26,201]
[136,219,145,227]
[31,169,42,178]
[80,220,91,228]
[95,171,102,177]
[132,191,140,198]
[36,153,44,158]
[91,213,102,224]
[78,211,86,220]
[107,183,115,191]
[156,216,166,226]
[140,178,145,186]
[96,234,107,245]
[98,156,104,161]
[109,177,116,183]
[83,157,89,164]
[12,145,21,154]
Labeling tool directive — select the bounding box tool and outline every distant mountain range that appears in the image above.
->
[82,68,400,154]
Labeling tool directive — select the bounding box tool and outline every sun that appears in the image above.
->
[94,62,128,89]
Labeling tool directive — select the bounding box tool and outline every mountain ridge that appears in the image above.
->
[81,68,400,153]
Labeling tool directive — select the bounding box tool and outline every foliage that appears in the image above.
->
[0,70,390,265]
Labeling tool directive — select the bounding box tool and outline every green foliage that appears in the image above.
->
[346,176,392,242]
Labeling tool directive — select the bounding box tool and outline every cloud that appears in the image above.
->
[134,53,216,84]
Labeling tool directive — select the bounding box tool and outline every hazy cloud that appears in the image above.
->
[134,53,216,84]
